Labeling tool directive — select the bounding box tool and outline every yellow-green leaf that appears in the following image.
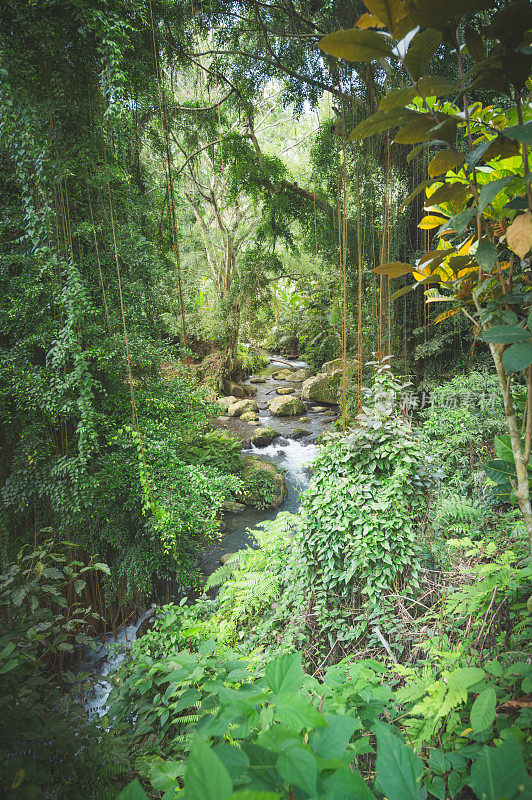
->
[404,29,442,80]
[427,182,470,206]
[319,28,393,62]
[364,0,406,33]
[379,86,417,111]
[428,149,464,177]
[418,75,454,97]
[507,212,532,260]
[356,12,384,29]
[418,215,448,230]
[434,307,462,324]
[373,261,413,277]
[350,107,418,140]
[394,115,435,144]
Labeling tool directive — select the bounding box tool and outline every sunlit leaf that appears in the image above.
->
[379,87,417,111]
[427,183,470,206]
[418,215,448,230]
[356,12,385,29]
[394,115,436,144]
[373,261,413,277]
[434,307,463,324]
[350,108,419,140]
[403,29,442,80]
[507,212,532,260]
[319,28,393,62]
[428,150,464,177]
[478,176,516,214]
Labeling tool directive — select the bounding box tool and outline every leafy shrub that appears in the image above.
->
[0,539,128,799]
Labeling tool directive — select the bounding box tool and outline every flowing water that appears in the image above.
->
[200,355,336,574]
[83,355,336,714]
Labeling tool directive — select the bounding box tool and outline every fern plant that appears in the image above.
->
[432,493,483,538]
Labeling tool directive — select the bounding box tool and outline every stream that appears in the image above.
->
[83,354,336,718]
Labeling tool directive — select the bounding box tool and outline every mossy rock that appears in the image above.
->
[223,379,246,398]
[298,416,310,423]
[223,500,246,513]
[301,372,340,405]
[249,377,266,384]
[310,405,327,413]
[251,427,278,447]
[291,368,312,382]
[268,395,306,416]
[272,369,293,380]
[240,456,286,509]
[276,386,295,395]
[321,358,357,375]
[240,411,259,422]
[216,395,237,413]
[288,427,310,440]
[227,399,259,417]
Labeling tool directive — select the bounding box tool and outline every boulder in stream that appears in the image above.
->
[310,405,328,412]
[268,395,306,416]
[240,411,259,422]
[290,368,311,382]
[217,395,237,412]
[272,368,293,380]
[251,427,278,447]
[299,416,310,423]
[249,377,266,384]
[276,386,295,395]
[301,372,341,404]
[223,379,246,398]
[288,427,310,440]
[136,607,157,639]
[223,500,246,513]
[228,398,259,417]
[241,455,286,508]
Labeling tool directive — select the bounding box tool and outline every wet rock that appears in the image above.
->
[223,500,246,513]
[290,368,312,382]
[269,395,306,416]
[217,415,230,421]
[302,372,341,405]
[249,377,266,384]
[220,552,239,565]
[242,384,257,397]
[272,369,293,380]
[310,405,328,412]
[298,416,310,423]
[276,386,295,395]
[321,358,357,375]
[241,456,286,508]
[240,411,259,422]
[217,395,237,412]
[228,398,259,417]
[288,427,311,440]
[277,449,285,455]
[241,440,252,450]
[223,380,246,398]
[136,607,157,639]
[251,427,279,447]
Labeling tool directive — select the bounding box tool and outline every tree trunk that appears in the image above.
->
[490,342,532,553]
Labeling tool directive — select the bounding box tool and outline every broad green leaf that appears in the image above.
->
[470,738,528,800]
[470,688,496,732]
[494,435,514,463]
[364,0,405,33]
[426,776,446,800]
[185,737,233,800]
[226,793,281,799]
[395,115,436,144]
[375,721,423,800]
[265,652,303,694]
[507,212,532,260]
[391,284,415,301]
[428,750,449,776]
[117,780,149,800]
[483,459,517,484]
[475,237,498,270]
[350,108,419,140]
[428,149,463,177]
[274,693,326,730]
[448,771,464,798]
[149,761,184,792]
[213,744,250,781]
[379,87,417,111]
[373,261,413,278]
[428,183,470,206]
[478,176,515,214]
[93,562,111,575]
[199,637,216,656]
[503,342,532,373]
[464,26,485,61]
[404,29,442,80]
[439,207,477,235]
[418,75,453,97]
[277,747,317,795]
[504,122,532,147]
[400,178,436,210]
[419,215,448,230]
[310,714,358,758]
[447,667,485,690]
[323,765,376,800]
[480,325,530,344]
[319,28,393,62]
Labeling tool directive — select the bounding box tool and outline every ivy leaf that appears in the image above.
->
[470,688,496,732]
[319,28,393,62]
[404,29,442,80]
[277,747,317,795]
[507,212,532,260]
[185,736,233,800]
[265,652,303,694]
[375,721,423,800]
[503,342,532,373]
[470,738,529,800]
